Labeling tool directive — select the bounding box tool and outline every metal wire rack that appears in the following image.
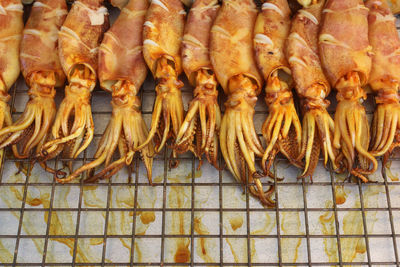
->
[1,3,400,267]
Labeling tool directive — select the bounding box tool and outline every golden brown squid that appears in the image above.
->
[39,0,109,177]
[109,0,129,9]
[0,0,23,168]
[0,0,67,170]
[286,0,336,178]
[134,0,186,158]
[387,0,400,14]
[60,0,153,183]
[175,0,221,168]
[319,0,377,181]
[211,0,273,206]
[366,0,400,168]
[253,0,302,176]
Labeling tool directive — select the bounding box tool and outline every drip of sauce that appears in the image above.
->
[168,177,191,263]
[140,211,155,224]
[335,185,347,205]
[319,201,338,262]
[193,216,215,263]
[229,216,243,231]
[281,212,302,263]
[319,186,382,263]
[174,241,190,263]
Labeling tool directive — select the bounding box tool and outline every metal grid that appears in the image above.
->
[1,4,400,267]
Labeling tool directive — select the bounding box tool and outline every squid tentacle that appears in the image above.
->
[0,73,57,158]
[261,75,302,175]
[135,57,184,156]
[57,82,154,184]
[175,69,220,168]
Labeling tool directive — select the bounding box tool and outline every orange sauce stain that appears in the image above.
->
[168,176,191,263]
[140,211,155,225]
[174,242,190,263]
[229,216,243,231]
[327,186,380,263]
[281,212,302,263]
[135,242,142,262]
[319,201,338,262]
[30,198,43,206]
[335,185,347,205]
[193,216,215,263]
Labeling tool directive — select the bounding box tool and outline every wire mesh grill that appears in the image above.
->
[1,4,400,267]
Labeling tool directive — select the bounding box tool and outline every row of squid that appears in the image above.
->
[0,0,399,205]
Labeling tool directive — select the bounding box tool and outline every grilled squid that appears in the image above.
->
[387,0,400,14]
[61,0,153,183]
[319,0,377,182]
[0,0,23,168]
[134,0,185,159]
[210,0,273,206]
[0,0,66,173]
[175,0,221,168]
[254,0,302,177]
[366,0,400,169]
[286,0,336,178]
[39,0,109,178]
